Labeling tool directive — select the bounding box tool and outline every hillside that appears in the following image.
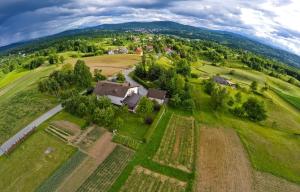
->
[1,21,300,68]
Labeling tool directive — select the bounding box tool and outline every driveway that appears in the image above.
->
[123,68,148,96]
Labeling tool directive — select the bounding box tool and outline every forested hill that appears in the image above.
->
[1,21,300,68]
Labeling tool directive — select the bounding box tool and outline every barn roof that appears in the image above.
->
[147,88,167,100]
[93,81,137,98]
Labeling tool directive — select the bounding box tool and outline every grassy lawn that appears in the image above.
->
[117,112,154,140]
[50,111,87,129]
[0,88,57,144]
[0,70,30,89]
[191,83,300,184]
[0,131,75,192]
[0,65,57,104]
[272,89,300,110]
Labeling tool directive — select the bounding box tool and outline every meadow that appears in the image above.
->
[0,131,75,192]
[67,54,140,76]
[191,81,300,185]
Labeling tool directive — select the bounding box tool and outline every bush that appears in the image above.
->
[144,116,153,125]
[191,73,199,78]
[242,97,267,121]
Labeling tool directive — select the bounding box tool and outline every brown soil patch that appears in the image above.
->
[67,54,140,76]
[196,127,253,192]
[87,131,116,162]
[253,171,300,192]
[56,130,116,192]
[51,120,81,135]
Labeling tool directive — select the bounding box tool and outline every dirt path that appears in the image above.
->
[196,127,253,192]
[56,131,116,192]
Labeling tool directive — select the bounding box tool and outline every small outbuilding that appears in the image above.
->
[147,88,167,104]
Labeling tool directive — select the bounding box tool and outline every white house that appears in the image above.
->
[147,88,167,104]
[93,81,140,108]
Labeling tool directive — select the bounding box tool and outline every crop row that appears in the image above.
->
[154,114,195,172]
[120,166,186,192]
[76,146,134,192]
[112,134,142,150]
[36,150,87,192]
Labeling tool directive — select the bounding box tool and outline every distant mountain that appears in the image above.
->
[1,21,299,68]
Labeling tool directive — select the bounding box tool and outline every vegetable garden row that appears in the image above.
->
[154,114,195,172]
[120,166,186,192]
[76,146,134,192]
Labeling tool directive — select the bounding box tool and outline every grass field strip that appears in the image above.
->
[120,166,187,192]
[154,114,195,172]
[36,150,87,192]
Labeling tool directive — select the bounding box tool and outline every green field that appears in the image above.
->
[109,108,194,192]
[77,146,134,192]
[36,150,87,192]
[0,70,29,89]
[120,166,186,192]
[0,89,57,144]
[154,114,195,172]
[191,82,300,184]
[0,131,75,192]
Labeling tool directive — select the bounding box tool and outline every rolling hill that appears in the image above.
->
[0,21,300,68]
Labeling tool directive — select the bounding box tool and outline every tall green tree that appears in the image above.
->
[74,60,92,88]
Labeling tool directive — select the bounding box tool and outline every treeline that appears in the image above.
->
[134,54,195,111]
[38,60,92,95]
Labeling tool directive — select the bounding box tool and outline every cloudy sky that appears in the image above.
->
[1,0,300,55]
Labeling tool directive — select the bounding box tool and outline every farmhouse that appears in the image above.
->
[147,88,167,104]
[135,47,143,56]
[93,81,140,107]
[213,76,236,88]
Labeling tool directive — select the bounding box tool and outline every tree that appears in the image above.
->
[48,54,59,64]
[116,72,125,83]
[242,97,267,121]
[211,87,228,110]
[94,69,106,81]
[176,59,191,77]
[250,81,258,92]
[234,92,242,103]
[136,97,154,116]
[93,106,115,126]
[204,79,216,95]
[59,55,65,64]
[74,60,92,88]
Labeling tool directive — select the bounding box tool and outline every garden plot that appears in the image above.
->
[154,114,195,172]
[120,166,187,192]
[196,127,253,192]
[76,146,134,192]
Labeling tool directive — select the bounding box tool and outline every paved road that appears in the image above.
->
[0,104,63,156]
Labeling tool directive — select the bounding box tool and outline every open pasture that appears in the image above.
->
[120,166,187,192]
[0,131,75,192]
[154,114,195,172]
[77,146,134,192]
[67,54,140,76]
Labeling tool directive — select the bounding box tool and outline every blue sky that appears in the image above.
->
[1,0,300,55]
